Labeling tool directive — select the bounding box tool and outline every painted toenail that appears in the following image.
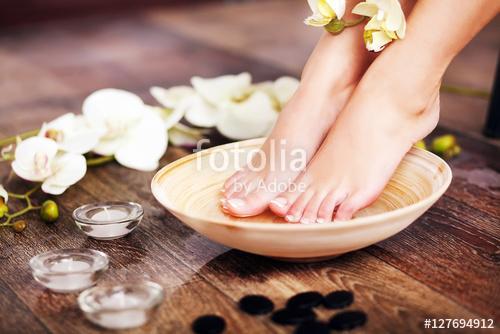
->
[300,218,315,225]
[285,215,298,223]
[227,198,245,208]
[271,197,287,208]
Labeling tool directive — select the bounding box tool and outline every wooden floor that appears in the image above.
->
[0,1,499,333]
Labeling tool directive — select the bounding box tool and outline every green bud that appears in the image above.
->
[40,200,59,223]
[0,203,8,218]
[431,134,461,159]
[415,140,427,150]
[12,220,26,233]
[325,19,345,34]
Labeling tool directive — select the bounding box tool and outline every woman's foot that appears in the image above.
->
[269,46,442,223]
[222,28,375,217]
[221,83,352,217]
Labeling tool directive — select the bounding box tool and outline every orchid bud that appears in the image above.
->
[12,220,26,232]
[40,200,59,223]
[431,135,461,159]
[415,140,427,150]
[0,203,8,218]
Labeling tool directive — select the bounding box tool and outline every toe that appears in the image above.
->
[317,190,347,223]
[300,192,326,224]
[224,190,274,217]
[334,191,373,221]
[285,189,314,223]
[269,183,305,218]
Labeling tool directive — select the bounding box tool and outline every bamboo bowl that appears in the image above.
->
[151,138,452,262]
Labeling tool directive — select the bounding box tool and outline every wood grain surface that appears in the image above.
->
[0,3,499,334]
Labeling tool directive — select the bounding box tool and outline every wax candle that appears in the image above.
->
[79,282,164,329]
[73,202,144,240]
[30,249,109,293]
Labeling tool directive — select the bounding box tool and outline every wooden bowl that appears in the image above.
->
[151,138,452,262]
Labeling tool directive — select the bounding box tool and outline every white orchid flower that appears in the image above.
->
[182,95,220,128]
[83,89,167,171]
[150,85,195,109]
[305,0,346,27]
[11,137,86,195]
[216,91,278,140]
[150,86,195,129]
[168,123,205,148]
[254,76,300,110]
[353,0,406,52]
[0,185,8,204]
[191,72,252,107]
[38,113,104,154]
[272,77,300,109]
[42,152,87,195]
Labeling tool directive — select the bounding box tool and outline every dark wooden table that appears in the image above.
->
[0,9,499,334]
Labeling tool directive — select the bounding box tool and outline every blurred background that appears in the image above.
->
[1,0,498,144]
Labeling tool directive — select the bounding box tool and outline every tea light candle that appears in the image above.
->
[29,249,109,293]
[78,282,164,330]
[72,202,144,240]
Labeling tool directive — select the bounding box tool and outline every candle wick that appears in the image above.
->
[104,207,111,220]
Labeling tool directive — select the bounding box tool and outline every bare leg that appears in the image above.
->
[269,0,499,222]
[221,0,378,216]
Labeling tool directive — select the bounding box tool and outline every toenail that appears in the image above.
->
[227,198,245,208]
[285,215,298,223]
[300,218,314,225]
[271,197,287,208]
[316,218,326,224]
[220,188,225,193]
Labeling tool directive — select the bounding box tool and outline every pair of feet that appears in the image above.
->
[220,30,441,223]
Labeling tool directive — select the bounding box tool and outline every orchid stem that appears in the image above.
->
[440,84,490,99]
[345,17,366,27]
[0,129,39,148]
[1,184,41,226]
[86,155,114,167]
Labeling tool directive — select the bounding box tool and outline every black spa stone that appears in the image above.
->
[329,310,367,331]
[294,320,331,334]
[238,295,274,315]
[286,291,324,310]
[271,308,317,325]
[192,315,226,334]
[323,290,354,309]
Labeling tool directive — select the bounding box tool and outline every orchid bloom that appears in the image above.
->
[304,0,346,27]
[38,113,104,154]
[158,73,252,128]
[83,89,167,171]
[150,86,195,129]
[216,91,278,140]
[0,185,8,204]
[353,0,406,52]
[11,137,87,195]
[191,72,252,107]
[253,76,300,111]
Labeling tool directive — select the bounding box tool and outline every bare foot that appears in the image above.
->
[269,53,441,223]
[222,28,375,217]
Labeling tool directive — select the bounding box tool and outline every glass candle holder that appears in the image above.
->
[29,249,109,293]
[78,281,164,330]
[73,202,144,240]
